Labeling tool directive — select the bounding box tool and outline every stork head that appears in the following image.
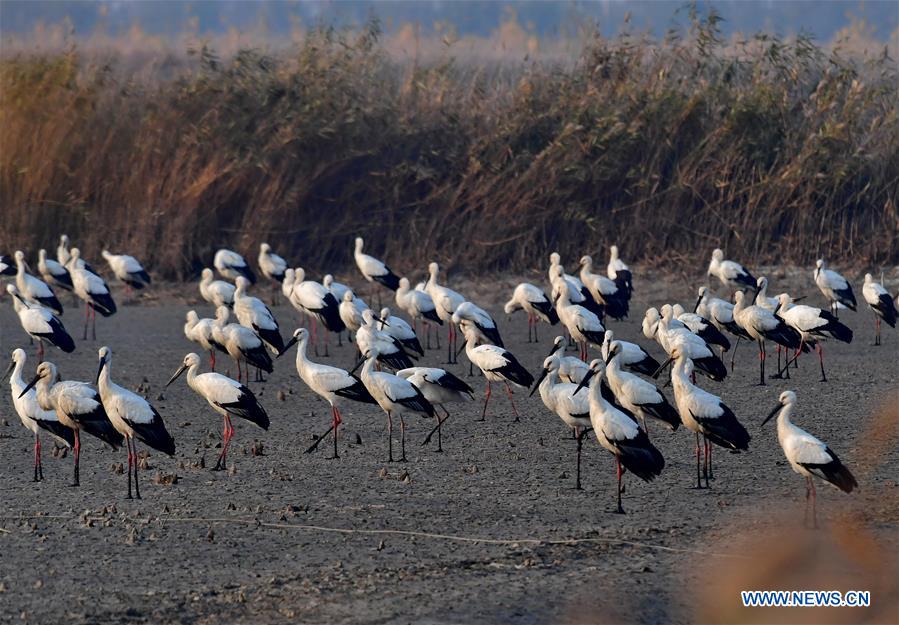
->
[215,306,229,322]
[166,352,200,387]
[38,249,47,262]
[355,237,364,252]
[342,290,354,303]
[763,390,797,426]
[863,273,873,284]
[96,346,111,382]
[279,328,309,356]
[398,277,410,290]
[573,358,604,395]
[712,248,724,261]
[549,252,560,266]
[20,361,54,398]
[610,245,619,259]
[578,255,592,268]
[322,274,333,288]
[294,267,306,282]
[60,234,69,246]
[260,243,271,253]
[605,341,622,365]
[70,248,81,259]
[201,268,213,281]
[235,276,250,292]
[734,291,745,305]
[530,355,560,396]
[101,250,112,259]
[428,262,439,276]
[14,250,25,263]
[380,307,391,320]
[756,276,767,289]
[3,348,26,381]
[185,310,199,325]
[546,335,565,357]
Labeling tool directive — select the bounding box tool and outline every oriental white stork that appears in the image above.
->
[771,294,852,382]
[20,361,123,487]
[37,249,73,294]
[654,341,749,489]
[102,250,151,290]
[233,277,285,355]
[70,249,116,339]
[573,360,665,514]
[14,251,62,314]
[530,355,592,489]
[396,277,443,349]
[762,390,857,528]
[606,245,633,295]
[707,248,756,291]
[397,367,472,452]
[211,306,274,383]
[280,328,376,458]
[380,306,424,357]
[733,291,802,385]
[426,262,466,363]
[199,268,235,308]
[4,349,74,482]
[6,285,75,360]
[814,259,856,317]
[167,353,269,471]
[459,319,533,422]
[96,346,175,499]
[214,248,256,284]
[359,348,435,462]
[604,341,680,435]
[354,237,400,306]
[862,273,897,346]
[503,282,559,343]
[579,255,629,320]
[600,331,660,377]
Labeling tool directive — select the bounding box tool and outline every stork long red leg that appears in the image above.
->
[479,381,492,421]
[386,411,394,462]
[615,457,625,514]
[504,382,520,423]
[33,433,40,482]
[72,429,81,486]
[126,436,134,499]
[817,344,827,382]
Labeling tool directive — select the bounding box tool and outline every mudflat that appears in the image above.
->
[1,284,896,625]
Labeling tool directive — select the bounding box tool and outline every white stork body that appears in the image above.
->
[545,336,592,384]
[774,294,852,382]
[695,287,749,339]
[233,277,285,355]
[605,342,680,434]
[460,320,533,422]
[5,349,74,481]
[579,255,629,320]
[38,249,73,293]
[553,281,605,361]
[549,254,603,318]
[600,331,660,376]
[504,282,559,343]
[258,243,287,284]
[22,361,123,487]
[167,353,269,471]
[397,366,473,452]
[200,268,235,308]
[452,300,503,347]
[7,285,75,360]
[671,303,731,352]
[733,291,802,385]
[211,306,273,382]
[281,328,375,457]
[70,249,116,339]
[360,352,435,462]
[102,250,151,289]
[426,262,466,362]
[532,355,592,489]
[606,245,633,295]
[184,310,222,370]
[396,277,442,349]
[355,309,414,371]
[574,360,665,514]
[339,290,367,337]
[862,273,897,345]
[214,249,256,284]
[707,248,756,291]
[291,268,345,335]
[650,307,728,381]
[354,237,401,292]
[380,307,424,356]
[96,347,175,499]
[14,251,62,314]
[814,260,856,317]
[754,277,780,311]
[663,344,750,488]
[762,391,857,528]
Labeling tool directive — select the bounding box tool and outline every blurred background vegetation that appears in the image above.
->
[1,2,897,279]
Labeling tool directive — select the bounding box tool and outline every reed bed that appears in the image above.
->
[1,13,897,280]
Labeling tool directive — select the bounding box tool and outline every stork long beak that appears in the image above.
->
[165,363,188,388]
[19,373,43,398]
[348,356,365,375]
[572,367,596,396]
[2,360,14,381]
[761,403,781,427]
[95,356,107,385]
[792,295,806,303]
[279,335,299,357]
[651,356,673,379]
[13,292,29,307]
[692,293,703,314]
[546,340,562,357]
[604,349,616,366]
[373,316,389,327]
[529,368,548,397]
[454,340,467,359]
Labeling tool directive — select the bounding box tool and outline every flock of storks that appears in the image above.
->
[2,237,896,524]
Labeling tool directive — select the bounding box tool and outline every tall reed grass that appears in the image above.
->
[1,12,897,279]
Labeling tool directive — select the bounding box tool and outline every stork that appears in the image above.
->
[604,341,680,435]
[574,360,665,514]
[102,250,151,291]
[37,249,73,294]
[380,307,424,357]
[6,285,75,361]
[459,319,533,422]
[214,248,256,284]
[552,280,605,362]
[167,353,269,471]
[814,259,856,318]
[184,310,223,370]
[579,255,629,320]
[19,361,123,487]
[359,348,435,462]
[707,248,756,292]
[425,262,466,363]
[772,294,852,382]
[211,306,274,383]
[70,249,116,340]
[762,391,857,528]
[396,277,443,349]
[14,251,62,314]
[4,349,74,482]
[503,282,559,343]
[280,328,376,458]
[606,245,633,296]
[862,273,897,346]
[733,291,802,385]
[354,237,400,306]
[600,331,660,376]
[531,355,592,489]
[233,277,285,355]
[96,346,175,498]
[199,268,235,308]
[397,367,473,452]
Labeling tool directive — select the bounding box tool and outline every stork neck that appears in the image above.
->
[97,362,112,394]
[10,358,26,390]
[294,337,310,368]
[776,403,795,443]
[185,362,200,390]
[360,358,376,381]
